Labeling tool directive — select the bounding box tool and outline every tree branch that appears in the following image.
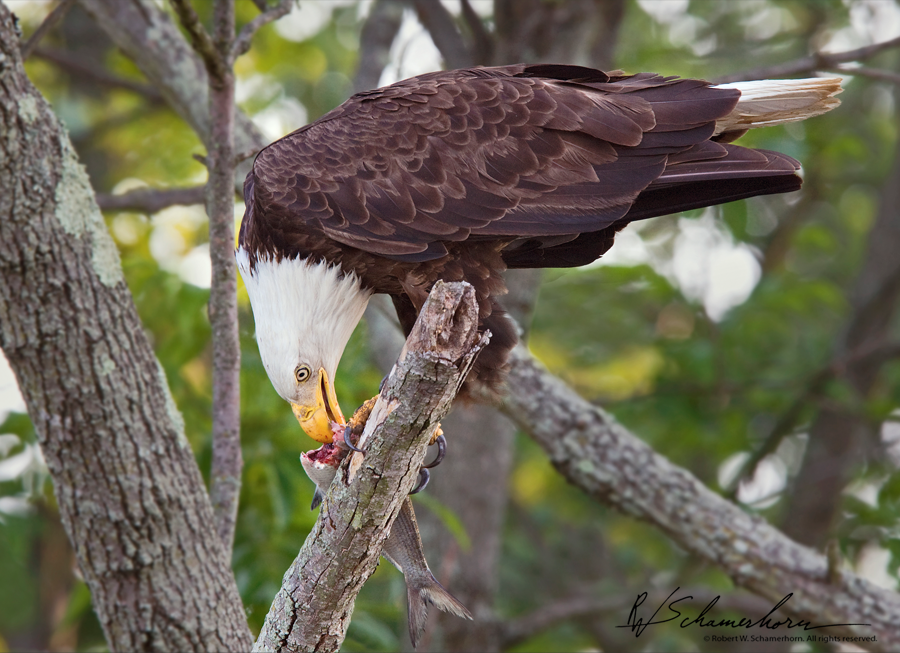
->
[782,135,900,547]
[353,0,404,93]
[20,0,77,60]
[231,0,293,63]
[412,0,473,69]
[96,185,206,213]
[200,0,242,553]
[31,47,165,102]
[162,0,242,552]
[713,34,900,83]
[499,346,900,652]
[829,64,900,86]
[253,281,486,653]
[459,0,493,65]
[168,0,229,82]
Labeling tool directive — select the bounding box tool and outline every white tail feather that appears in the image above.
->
[713,77,842,135]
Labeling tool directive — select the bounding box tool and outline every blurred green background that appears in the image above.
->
[2,0,900,651]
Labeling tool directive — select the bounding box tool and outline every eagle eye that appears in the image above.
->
[294,364,312,384]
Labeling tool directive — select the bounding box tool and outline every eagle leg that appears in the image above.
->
[342,396,447,488]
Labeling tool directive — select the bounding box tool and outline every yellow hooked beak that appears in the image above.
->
[291,368,346,443]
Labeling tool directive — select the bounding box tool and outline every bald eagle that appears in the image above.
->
[236,64,840,443]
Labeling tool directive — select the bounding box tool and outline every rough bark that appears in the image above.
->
[0,7,252,651]
[500,347,900,652]
[253,282,486,653]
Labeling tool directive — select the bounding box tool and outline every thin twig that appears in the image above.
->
[230,0,293,63]
[713,34,900,83]
[828,65,900,86]
[726,340,900,497]
[168,0,229,81]
[205,0,242,554]
[170,0,242,553]
[31,47,164,102]
[20,0,76,60]
[96,185,206,213]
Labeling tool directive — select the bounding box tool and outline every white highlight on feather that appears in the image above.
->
[713,77,842,135]
[236,248,372,403]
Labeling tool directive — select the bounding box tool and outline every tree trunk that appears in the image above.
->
[783,134,900,547]
[0,9,251,651]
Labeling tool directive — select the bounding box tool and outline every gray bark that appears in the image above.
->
[253,282,485,653]
[0,7,252,651]
[203,0,243,556]
[501,346,900,652]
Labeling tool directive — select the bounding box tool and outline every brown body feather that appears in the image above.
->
[239,64,807,394]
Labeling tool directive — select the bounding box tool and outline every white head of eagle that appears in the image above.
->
[236,249,372,442]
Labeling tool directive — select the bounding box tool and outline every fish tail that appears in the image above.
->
[406,573,473,649]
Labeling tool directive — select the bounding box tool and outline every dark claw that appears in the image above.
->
[342,424,364,454]
[379,374,389,393]
[410,467,430,494]
[422,434,446,469]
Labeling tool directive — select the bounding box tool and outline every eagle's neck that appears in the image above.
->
[236,248,372,384]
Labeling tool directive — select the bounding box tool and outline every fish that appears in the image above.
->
[301,442,473,648]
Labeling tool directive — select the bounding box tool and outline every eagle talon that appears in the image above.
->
[342,424,364,454]
[410,468,430,494]
[422,434,446,469]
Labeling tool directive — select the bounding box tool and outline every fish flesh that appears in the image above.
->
[301,443,473,648]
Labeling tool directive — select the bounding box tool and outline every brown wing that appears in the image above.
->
[243,64,799,264]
